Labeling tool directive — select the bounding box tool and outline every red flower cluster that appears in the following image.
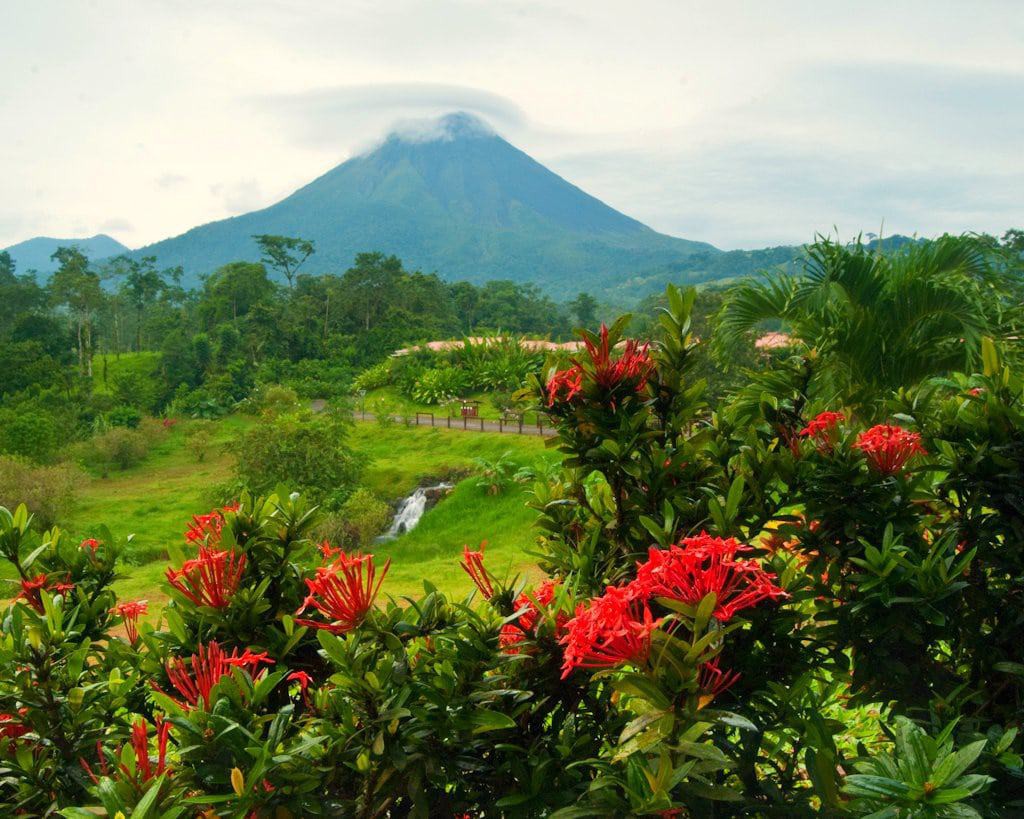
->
[583,324,654,394]
[698,658,741,704]
[559,585,662,679]
[460,542,493,599]
[0,709,30,752]
[799,411,845,452]
[159,641,274,710]
[853,424,927,476]
[79,537,101,552]
[184,502,239,545]
[546,365,584,407]
[631,532,786,622]
[17,573,74,613]
[166,546,246,609]
[112,600,148,644]
[499,580,568,654]
[127,716,171,782]
[545,325,655,409]
[82,716,172,786]
[295,551,389,634]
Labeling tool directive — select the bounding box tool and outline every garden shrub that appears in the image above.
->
[184,420,214,462]
[0,286,1020,816]
[352,359,393,392]
[106,404,142,429]
[87,427,149,475]
[316,488,392,548]
[0,408,58,463]
[0,456,78,529]
[233,407,362,508]
[410,365,467,404]
[251,383,301,416]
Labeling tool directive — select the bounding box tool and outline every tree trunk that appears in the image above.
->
[76,319,85,375]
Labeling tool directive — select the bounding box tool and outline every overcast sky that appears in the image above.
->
[3,0,1022,252]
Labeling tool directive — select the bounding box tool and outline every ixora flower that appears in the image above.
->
[559,585,662,679]
[582,324,655,394]
[631,532,787,622]
[853,424,927,476]
[17,573,74,613]
[499,579,568,655]
[460,542,493,599]
[698,658,741,706]
[799,411,845,451]
[546,365,584,407]
[0,710,30,749]
[184,502,240,545]
[156,641,274,711]
[79,537,101,552]
[295,551,390,634]
[111,600,148,644]
[165,546,246,609]
[82,716,172,786]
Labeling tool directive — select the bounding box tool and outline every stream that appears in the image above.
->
[375,482,454,541]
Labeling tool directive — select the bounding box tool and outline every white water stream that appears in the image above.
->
[376,482,453,541]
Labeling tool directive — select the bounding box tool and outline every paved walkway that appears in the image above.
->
[310,400,556,436]
[353,410,556,437]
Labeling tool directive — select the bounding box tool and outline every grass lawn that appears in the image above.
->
[51,416,550,609]
[350,421,549,497]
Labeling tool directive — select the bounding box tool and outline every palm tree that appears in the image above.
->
[714,235,1010,405]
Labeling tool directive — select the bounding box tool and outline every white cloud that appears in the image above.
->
[1,1,1022,250]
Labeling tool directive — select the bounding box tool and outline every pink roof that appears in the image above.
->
[392,337,587,356]
[755,332,792,350]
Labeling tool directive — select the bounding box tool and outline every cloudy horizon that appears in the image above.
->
[3,0,1022,253]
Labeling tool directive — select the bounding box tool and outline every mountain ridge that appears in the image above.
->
[123,112,717,295]
[3,233,129,277]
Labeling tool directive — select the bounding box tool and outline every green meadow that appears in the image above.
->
[51,416,548,606]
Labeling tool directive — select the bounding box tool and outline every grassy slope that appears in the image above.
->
[63,418,548,604]
[91,351,162,396]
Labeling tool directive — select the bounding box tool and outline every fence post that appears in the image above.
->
[480,417,484,432]
[518,418,523,434]
[431,412,435,427]
[447,415,451,429]
[499,419,503,433]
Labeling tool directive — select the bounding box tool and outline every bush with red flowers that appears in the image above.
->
[0,287,1021,816]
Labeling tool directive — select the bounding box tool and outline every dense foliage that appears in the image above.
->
[1,274,1022,816]
[0,244,573,466]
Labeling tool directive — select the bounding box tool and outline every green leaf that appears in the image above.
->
[843,775,913,799]
[471,709,516,734]
[132,775,166,819]
[931,739,987,787]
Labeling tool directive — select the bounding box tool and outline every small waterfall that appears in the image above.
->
[376,482,453,541]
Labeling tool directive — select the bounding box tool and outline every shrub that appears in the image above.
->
[352,359,393,392]
[0,457,78,529]
[107,404,142,428]
[251,384,300,416]
[410,366,467,404]
[184,420,214,462]
[233,408,362,507]
[315,488,392,548]
[0,408,58,462]
[111,369,158,413]
[87,427,149,475]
